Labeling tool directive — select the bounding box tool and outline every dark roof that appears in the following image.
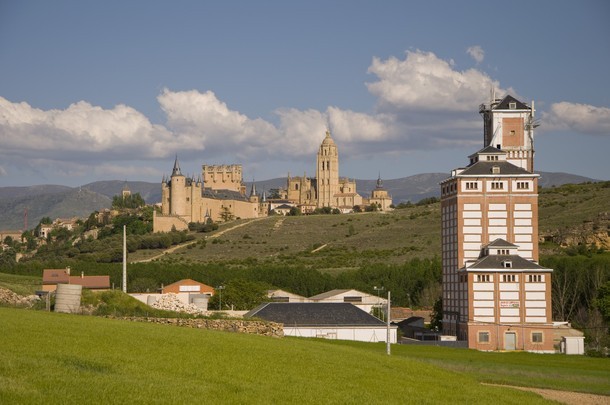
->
[459,161,534,176]
[463,255,551,272]
[245,302,386,326]
[468,146,505,158]
[494,95,530,111]
[274,204,293,210]
[486,238,518,248]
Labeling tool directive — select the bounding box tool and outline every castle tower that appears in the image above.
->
[440,97,553,351]
[479,94,537,172]
[249,181,259,203]
[316,130,339,207]
[170,156,187,216]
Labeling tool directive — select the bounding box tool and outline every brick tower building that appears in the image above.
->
[440,95,554,352]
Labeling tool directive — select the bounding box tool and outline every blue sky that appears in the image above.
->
[1,0,609,187]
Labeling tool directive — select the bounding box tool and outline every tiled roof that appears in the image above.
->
[468,146,505,158]
[459,161,534,176]
[464,255,550,271]
[485,238,518,248]
[42,269,69,284]
[245,302,385,326]
[494,95,529,110]
[69,275,111,289]
[202,188,249,201]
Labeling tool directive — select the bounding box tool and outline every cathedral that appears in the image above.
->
[280,130,392,213]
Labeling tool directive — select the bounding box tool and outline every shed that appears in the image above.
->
[245,302,397,343]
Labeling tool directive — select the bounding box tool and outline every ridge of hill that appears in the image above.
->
[0,171,600,231]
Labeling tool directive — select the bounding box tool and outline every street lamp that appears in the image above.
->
[373,286,384,321]
[216,285,225,310]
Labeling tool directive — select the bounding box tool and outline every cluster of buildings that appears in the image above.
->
[153,130,392,232]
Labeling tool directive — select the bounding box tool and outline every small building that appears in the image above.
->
[267,289,308,303]
[245,302,397,343]
[161,279,215,295]
[309,289,387,314]
[42,268,110,292]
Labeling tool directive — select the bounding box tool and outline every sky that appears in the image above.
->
[1,0,609,187]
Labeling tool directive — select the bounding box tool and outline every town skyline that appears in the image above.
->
[1,1,609,187]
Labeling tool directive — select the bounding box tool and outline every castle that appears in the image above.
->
[441,95,554,351]
[153,160,268,232]
[154,130,392,232]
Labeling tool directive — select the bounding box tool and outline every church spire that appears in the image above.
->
[250,180,257,197]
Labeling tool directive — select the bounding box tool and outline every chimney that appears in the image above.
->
[66,266,71,275]
[81,271,84,278]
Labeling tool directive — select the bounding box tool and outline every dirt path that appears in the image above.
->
[483,383,609,405]
[132,217,266,263]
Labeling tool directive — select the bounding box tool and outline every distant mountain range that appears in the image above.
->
[0,171,599,231]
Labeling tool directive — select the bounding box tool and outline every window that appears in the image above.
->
[528,274,543,282]
[509,130,516,136]
[502,261,513,269]
[476,274,491,282]
[466,182,478,190]
[517,182,530,190]
[502,274,516,282]
[478,331,490,343]
[344,296,362,303]
[532,332,543,343]
[491,182,504,190]
[491,166,501,175]
[509,102,517,110]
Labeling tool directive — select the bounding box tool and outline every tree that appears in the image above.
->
[430,297,442,332]
[208,279,269,310]
[112,193,146,209]
[220,206,235,222]
[288,207,301,216]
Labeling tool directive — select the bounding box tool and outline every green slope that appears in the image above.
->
[0,307,585,404]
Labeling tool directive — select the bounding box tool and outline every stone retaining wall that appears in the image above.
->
[110,316,284,338]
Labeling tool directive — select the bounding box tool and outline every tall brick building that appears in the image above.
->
[440,95,554,351]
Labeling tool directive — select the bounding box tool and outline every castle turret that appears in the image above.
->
[170,155,187,216]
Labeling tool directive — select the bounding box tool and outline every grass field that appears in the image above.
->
[1,308,608,404]
[0,272,40,296]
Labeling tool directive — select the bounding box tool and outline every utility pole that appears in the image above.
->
[217,285,225,310]
[386,290,391,355]
[122,225,127,293]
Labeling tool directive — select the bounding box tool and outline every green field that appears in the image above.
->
[1,307,608,404]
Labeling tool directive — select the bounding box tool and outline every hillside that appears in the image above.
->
[0,188,111,231]
[0,171,598,231]
[1,307,608,403]
[130,182,609,266]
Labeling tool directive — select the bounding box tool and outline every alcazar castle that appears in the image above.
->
[153,130,392,232]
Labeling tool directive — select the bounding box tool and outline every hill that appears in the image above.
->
[0,171,601,231]
[0,188,111,231]
[1,307,608,403]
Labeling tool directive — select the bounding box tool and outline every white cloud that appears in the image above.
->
[542,102,610,135]
[0,166,7,176]
[366,50,512,112]
[0,97,173,159]
[467,45,484,64]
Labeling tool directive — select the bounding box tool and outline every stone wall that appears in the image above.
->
[110,316,284,338]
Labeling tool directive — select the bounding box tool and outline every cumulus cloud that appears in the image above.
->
[366,49,512,112]
[467,45,484,64]
[0,97,173,160]
[542,102,610,135]
[6,48,572,185]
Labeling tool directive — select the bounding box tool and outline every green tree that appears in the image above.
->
[220,207,235,222]
[208,279,269,310]
[430,297,442,332]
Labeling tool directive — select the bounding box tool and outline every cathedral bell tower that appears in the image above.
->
[316,130,339,207]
